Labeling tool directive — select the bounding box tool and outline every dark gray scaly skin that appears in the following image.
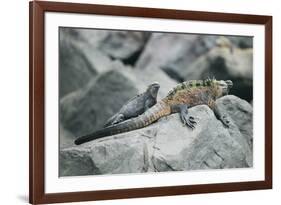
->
[104,82,160,127]
[74,79,233,145]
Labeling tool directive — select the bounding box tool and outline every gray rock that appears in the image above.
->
[77,29,150,63]
[60,149,98,176]
[135,34,216,79]
[60,135,150,176]
[59,125,75,149]
[136,34,252,84]
[59,95,253,176]
[59,28,113,98]
[59,31,96,97]
[135,33,199,74]
[159,35,220,81]
[228,36,253,49]
[215,95,253,166]
[183,47,253,79]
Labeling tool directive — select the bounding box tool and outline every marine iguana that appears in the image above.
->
[74,79,233,145]
[104,82,160,127]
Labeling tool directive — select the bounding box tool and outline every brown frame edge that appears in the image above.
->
[29,1,272,204]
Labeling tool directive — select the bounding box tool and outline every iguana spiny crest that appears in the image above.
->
[164,79,233,107]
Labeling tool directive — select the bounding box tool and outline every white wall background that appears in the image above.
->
[0,0,279,204]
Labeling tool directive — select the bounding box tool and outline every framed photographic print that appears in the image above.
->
[29,1,272,204]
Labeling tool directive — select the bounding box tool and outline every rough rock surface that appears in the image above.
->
[59,28,113,97]
[135,33,199,73]
[182,46,253,80]
[135,34,252,83]
[77,29,150,63]
[228,36,253,49]
[215,95,253,165]
[59,125,75,149]
[60,95,253,176]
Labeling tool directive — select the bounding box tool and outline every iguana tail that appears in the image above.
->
[74,101,170,145]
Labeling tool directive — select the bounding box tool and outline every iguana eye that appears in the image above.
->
[225,80,233,88]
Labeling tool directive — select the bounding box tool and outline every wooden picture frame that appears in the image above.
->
[29,1,272,204]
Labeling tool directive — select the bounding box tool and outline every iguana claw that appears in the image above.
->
[182,115,197,129]
[176,104,197,129]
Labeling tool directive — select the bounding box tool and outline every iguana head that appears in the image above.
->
[210,79,233,97]
[147,82,160,98]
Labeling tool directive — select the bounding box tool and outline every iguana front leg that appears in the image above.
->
[111,114,125,125]
[144,100,151,111]
[171,104,197,129]
[104,113,125,127]
[144,97,157,111]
